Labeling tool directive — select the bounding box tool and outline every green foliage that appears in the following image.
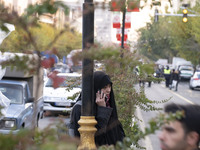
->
[98,110,184,150]
[0,0,81,57]
[25,0,69,16]
[137,3,200,66]
[0,125,79,150]
[0,0,175,150]
[137,17,177,61]
[85,48,169,149]
[0,23,82,56]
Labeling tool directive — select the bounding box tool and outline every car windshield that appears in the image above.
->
[45,76,82,88]
[0,84,23,104]
[179,66,193,71]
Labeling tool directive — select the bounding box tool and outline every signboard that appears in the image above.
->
[116,28,128,41]
[116,28,121,41]
[112,13,121,28]
[125,12,131,28]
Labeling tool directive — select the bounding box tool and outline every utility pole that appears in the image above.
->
[121,0,126,50]
[78,0,97,149]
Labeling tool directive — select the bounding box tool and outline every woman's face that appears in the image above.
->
[101,84,111,95]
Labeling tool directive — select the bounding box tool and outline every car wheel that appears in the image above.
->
[189,85,194,90]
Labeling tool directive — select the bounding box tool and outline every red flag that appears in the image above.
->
[113,13,121,28]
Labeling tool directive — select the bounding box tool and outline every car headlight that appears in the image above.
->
[4,120,16,128]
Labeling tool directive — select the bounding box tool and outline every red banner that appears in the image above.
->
[125,13,131,28]
[116,28,128,41]
[116,28,121,41]
[113,13,121,28]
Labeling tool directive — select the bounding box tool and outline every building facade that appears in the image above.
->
[0,0,66,28]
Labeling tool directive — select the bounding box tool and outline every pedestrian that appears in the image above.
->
[159,103,200,150]
[68,71,125,146]
[135,66,145,87]
[169,69,180,91]
[164,65,171,87]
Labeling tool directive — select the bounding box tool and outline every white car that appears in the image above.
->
[189,71,200,90]
[43,72,81,113]
[178,65,194,80]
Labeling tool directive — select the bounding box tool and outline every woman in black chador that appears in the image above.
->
[69,71,125,146]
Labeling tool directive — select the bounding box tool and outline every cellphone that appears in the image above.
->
[98,89,101,94]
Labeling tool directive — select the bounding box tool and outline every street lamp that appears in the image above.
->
[78,0,97,149]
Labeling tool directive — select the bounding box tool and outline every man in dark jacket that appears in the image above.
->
[169,69,180,91]
[69,71,125,146]
[159,103,200,150]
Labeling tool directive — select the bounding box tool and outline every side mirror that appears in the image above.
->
[27,97,34,103]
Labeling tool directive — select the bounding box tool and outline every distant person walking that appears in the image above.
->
[169,69,180,91]
[164,66,171,87]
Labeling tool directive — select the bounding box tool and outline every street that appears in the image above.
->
[38,80,200,149]
[136,80,200,150]
[38,112,69,131]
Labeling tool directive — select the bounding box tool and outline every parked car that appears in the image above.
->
[189,71,200,90]
[43,72,82,113]
[178,65,194,80]
[0,66,44,134]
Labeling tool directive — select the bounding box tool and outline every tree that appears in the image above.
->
[0,0,172,149]
[0,23,82,57]
[137,16,177,61]
[137,2,200,66]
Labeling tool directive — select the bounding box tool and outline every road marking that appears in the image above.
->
[171,91,194,104]
[161,84,194,104]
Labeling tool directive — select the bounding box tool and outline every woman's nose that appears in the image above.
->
[106,87,111,93]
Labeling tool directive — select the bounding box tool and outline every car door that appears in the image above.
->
[23,84,35,129]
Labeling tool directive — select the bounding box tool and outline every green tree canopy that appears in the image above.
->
[137,2,200,66]
[0,23,82,57]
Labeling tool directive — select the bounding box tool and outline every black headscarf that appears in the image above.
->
[75,71,125,145]
[93,71,118,117]
[93,71,125,145]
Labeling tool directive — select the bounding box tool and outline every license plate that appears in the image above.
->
[55,102,71,106]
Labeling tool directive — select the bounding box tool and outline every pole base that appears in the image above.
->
[78,116,97,150]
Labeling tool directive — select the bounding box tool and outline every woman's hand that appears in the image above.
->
[96,90,106,107]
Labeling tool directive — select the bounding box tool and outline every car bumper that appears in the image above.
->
[0,129,20,134]
[44,103,73,112]
[190,80,200,88]
[180,74,192,79]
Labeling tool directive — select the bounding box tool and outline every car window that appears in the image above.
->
[0,84,23,104]
[196,73,200,79]
[45,76,82,88]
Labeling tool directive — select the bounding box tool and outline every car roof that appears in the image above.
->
[57,72,82,77]
[0,79,27,86]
